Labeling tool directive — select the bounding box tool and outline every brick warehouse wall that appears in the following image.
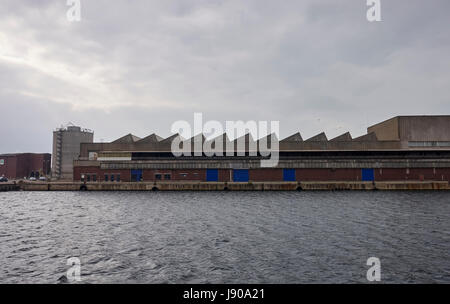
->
[0,155,18,178]
[31,154,51,176]
[375,168,450,181]
[74,168,230,182]
[143,169,206,181]
[250,169,283,181]
[72,167,450,182]
[218,169,232,182]
[0,153,51,179]
[295,168,362,181]
[73,166,131,182]
[435,168,450,181]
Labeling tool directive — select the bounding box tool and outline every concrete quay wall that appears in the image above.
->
[18,181,450,191]
[0,183,20,192]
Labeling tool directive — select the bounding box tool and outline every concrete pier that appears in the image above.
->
[16,181,450,191]
[0,183,20,192]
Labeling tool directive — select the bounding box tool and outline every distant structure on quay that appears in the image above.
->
[51,124,93,180]
[65,115,450,183]
[0,153,51,180]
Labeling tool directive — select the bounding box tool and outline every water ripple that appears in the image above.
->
[0,191,448,283]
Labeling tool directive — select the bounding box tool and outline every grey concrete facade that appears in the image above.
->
[52,126,93,180]
[368,116,450,144]
[78,116,450,159]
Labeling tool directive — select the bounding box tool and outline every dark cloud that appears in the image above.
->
[1,0,449,153]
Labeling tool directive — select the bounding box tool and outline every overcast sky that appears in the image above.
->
[1,0,449,153]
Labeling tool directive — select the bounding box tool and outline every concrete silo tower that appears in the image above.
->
[52,124,94,180]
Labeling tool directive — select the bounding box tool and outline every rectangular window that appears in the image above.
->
[92,174,97,182]
[131,169,143,182]
[155,174,162,180]
[104,174,109,182]
[116,174,121,182]
[0,159,4,165]
[164,174,171,180]
[86,174,91,182]
[88,152,98,160]
[111,174,115,182]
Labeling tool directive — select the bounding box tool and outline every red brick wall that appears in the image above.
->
[75,168,212,182]
[74,166,131,182]
[297,168,450,182]
[375,168,450,181]
[296,168,361,181]
[72,166,450,182]
[143,169,207,181]
[73,168,233,182]
[0,154,51,179]
[0,155,17,178]
[74,166,100,181]
[171,169,206,181]
[14,154,28,178]
[142,169,155,181]
[30,154,51,176]
[250,169,283,181]
[435,168,450,181]
[218,169,232,182]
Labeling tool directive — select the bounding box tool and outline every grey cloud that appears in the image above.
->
[0,0,449,153]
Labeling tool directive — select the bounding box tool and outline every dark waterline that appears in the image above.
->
[0,191,449,283]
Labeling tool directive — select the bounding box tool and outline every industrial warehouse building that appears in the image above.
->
[72,116,450,183]
[0,153,51,179]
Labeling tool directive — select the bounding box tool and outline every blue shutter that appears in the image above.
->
[131,169,143,182]
[206,169,219,181]
[362,168,375,181]
[233,169,249,182]
[283,169,296,181]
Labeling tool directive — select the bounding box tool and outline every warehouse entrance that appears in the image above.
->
[283,169,296,181]
[206,169,219,182]
[362,168,375,181]
[131,169,143,182]
[233,169,249,182]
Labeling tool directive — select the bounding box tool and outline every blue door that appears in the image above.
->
[362,168,375,181]
[233,169,249,182]
[283,169,296,181]
[131,169,143,182]
[206,169,219,182]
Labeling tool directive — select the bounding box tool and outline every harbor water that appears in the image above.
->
[0,191,449,283]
